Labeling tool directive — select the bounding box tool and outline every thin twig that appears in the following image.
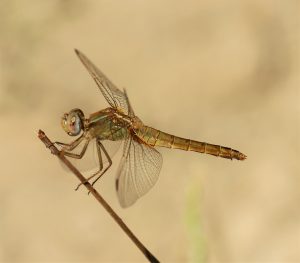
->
[38,130,159,263]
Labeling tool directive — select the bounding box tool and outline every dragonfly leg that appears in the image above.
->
[75,138,104,190]
[90,140,112,187]
[55,134,85,151]
[61,138,89,159]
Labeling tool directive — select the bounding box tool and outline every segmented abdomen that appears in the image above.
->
[136,126,246,161]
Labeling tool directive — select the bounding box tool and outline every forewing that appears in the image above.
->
[116,136,163,208]
[75,49,130,115]
[123,89,135,117]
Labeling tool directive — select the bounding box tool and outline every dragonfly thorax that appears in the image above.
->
[61,108,85,136]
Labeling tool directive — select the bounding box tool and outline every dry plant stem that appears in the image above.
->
[38,130,159,263]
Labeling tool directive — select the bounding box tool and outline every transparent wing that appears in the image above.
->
[123,88,135,117]
[75,49,132,116]
[116,135,163,208]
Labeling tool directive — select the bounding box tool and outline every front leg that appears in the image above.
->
[55,134,85,151]
[62,138,90,159]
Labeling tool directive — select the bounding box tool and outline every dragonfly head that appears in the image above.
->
[61,109,85,136]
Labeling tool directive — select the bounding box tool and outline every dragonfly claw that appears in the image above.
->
[75,181,87,191]
[75,183,81,191]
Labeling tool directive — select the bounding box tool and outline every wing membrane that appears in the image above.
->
[123,88,135,117]
[75,49,131,115]
[116,136,163,208]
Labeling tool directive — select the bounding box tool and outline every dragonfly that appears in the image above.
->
[55,49,247,208]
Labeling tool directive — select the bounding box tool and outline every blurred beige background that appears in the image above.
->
[0,1,299,262]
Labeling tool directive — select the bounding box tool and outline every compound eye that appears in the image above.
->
[61,109,84,136]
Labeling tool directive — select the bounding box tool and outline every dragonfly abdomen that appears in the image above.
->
[136,126,246,161]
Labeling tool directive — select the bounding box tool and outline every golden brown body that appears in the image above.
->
[135,125,246,161]
[86,108,246,161]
